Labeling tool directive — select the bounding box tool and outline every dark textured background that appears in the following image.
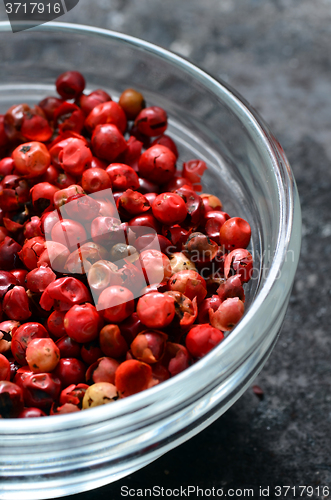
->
[2,1,330,498]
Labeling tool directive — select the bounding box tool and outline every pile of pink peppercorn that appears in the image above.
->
[0,71,253,418]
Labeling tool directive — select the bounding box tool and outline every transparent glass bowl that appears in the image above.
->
[0,22,301,499]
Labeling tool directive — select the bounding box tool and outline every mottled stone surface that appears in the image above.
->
[1,0,330,497]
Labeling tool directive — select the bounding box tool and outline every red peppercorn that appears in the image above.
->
[117,189,150,218]
[86,357,119,385]
[64,303,101,343]
[12,142,51,177]
[50,137,82,169]
[90,216,127,246]
[0,236,22,268]
[138,144,176,185]
[99,324,128,358]
[54,102,85,134]
[0,271,19,298]
[41,164,61,185]
[137,176,159,194]
[25,265,56,293]
[47,310,66,338]
[98,285,135,323]
[115,359,153,397]
[52,358,86,386]
[40,277,91,312]
[3,286,31,321]
[162,224,190,252]
[168,269,207,304]
[164,290,198,329]
[139,249,172,285]
[20,108,53,142]
[65,193,101,221]
[200,193,223,213]
[0,175,30,212]
[56,71,85,100]
[135,233,172,256]
[106,163,139,191]
[4,104,51,142]
[38,96,64,121]
[164,342,190,376]
[59,383,88,406]
[0,381,24,418]
[78,89,112,116]
[80,341,103,366]
[185,324,224,358]
[168,252,195,274]
[55,335,81,359]
[203,211,229,244]
[82,167,112,193]
[209,297,245,331]
[51,219,87,249]
[173,185,204,229]
[54,172,75,189]
[87,260,123,297]
[162,175,193,192]
[130,123,150,148]
[131,330,167,364]
[85,101,127,134]
[65,241,108,275]
[129,213,161,234]
[2,216,24,235]
[152,192,187,225]
[117,136,142,171]
[182,159,207,187]
[92,124,127,163]
[9,269,28,288]
[183,232,218,264]
[151,362,170,383]
[151,135,178,159]
[23,216,43,239]
[118,312,144,345]
[15,371,61,410]
[135,106,167,137]
[58,138,93,177]
[0,320,20,355]
[219,217,251,250]
[18,236,45,270]
[224,248,254,283]
[30,182,59,212]
[217,275,245,303]
[96,196,119,218]
[38,241,70,273]
[137,292,175,329]
[3,103,28,141]
[26,338,60,373]
[53,184,85,209]
[11,322,49,365]
[197,295,222,324]
[119,89,146,120]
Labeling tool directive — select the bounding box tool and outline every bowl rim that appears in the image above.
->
[0,21,300,431]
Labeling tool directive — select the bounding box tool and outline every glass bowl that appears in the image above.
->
[0,21,301,500]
